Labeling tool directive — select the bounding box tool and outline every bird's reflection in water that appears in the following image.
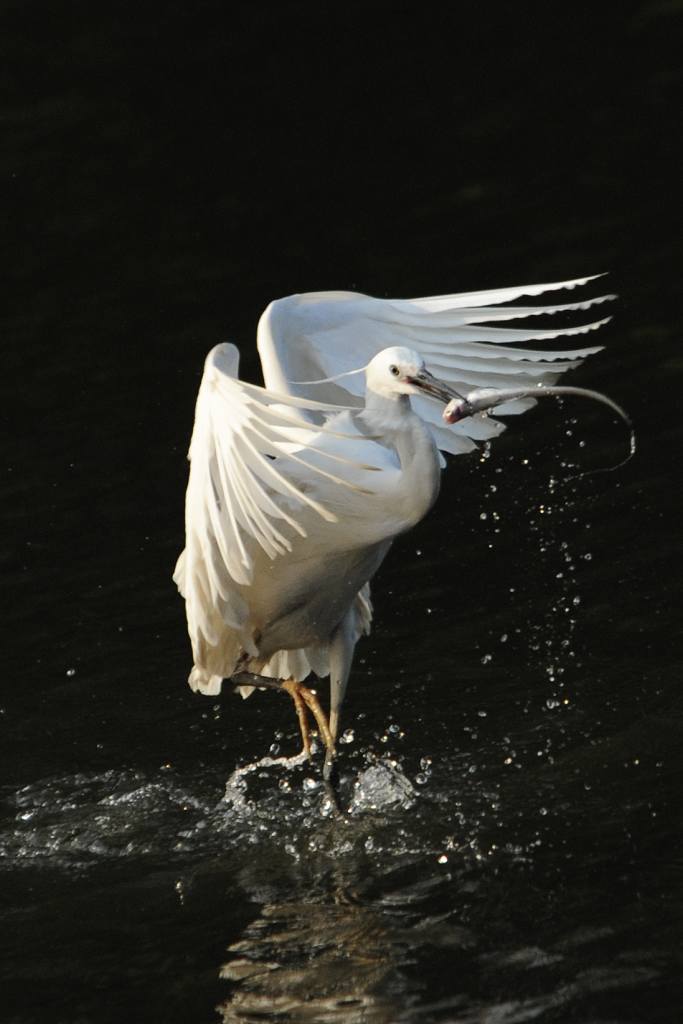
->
[213,763,474,1021]
[217,895,404,1023]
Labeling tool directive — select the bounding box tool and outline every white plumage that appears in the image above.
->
[174,275,612,741]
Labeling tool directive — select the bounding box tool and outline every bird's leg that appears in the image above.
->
[280,679,313,758]
[299,686,336,756]
[230,671,336,761]
[229,670,342,813]
[281,680,336,761]
[287,682,341,813]
[280,681,340,809]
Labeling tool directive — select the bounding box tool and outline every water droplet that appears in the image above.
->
[500,633,508,643]
[481,654,492,665]
[340,728,355,744]
[419,756,432,771]
[438,854,448,864]
[415,772,429,786]
[303,777,320,793]
[320,797,335,818]
[65,668,76,677]
[477,710,487,718]
[572,595,581,606]
[539,807,548,816]
[480,512,488,520]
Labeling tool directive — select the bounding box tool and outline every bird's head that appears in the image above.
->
[366,346,463,405]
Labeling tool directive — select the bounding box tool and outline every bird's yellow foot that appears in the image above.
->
[281,679,336,760]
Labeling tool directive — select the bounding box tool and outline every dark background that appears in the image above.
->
[2,2,682,1022]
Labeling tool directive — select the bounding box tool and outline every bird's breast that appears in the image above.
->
[384,418,442,530]
[246,539,390,655]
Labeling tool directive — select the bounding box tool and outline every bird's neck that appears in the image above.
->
[360,389,441,524]
[361,390,440,478]
[362,390,414,438]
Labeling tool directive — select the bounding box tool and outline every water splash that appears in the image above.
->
[0,769,217,869]
[349,761,416,814]
[222,751,309,810]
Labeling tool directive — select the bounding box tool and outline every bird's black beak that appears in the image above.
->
[407,369,464,405]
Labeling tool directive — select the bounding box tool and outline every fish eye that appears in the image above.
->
[389,364,400,377]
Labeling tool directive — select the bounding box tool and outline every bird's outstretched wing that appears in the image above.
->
[176,343,382,600]
[257,275,614,455]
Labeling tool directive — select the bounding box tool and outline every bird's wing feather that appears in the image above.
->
[181,344,383,599]
[257,275,614,456]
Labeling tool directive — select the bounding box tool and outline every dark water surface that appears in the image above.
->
[2,4,682,1022]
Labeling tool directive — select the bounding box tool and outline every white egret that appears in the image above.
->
[174,275,623,768]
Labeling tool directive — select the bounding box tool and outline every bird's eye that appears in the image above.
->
[389,365,400,377]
